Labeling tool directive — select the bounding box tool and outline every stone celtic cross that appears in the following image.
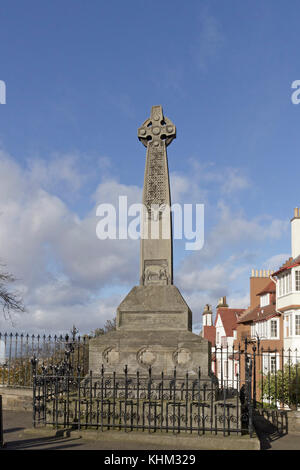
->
[138,105,176,148]
[138,105,175,286]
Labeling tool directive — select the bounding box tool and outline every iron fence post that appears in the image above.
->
[252,345,256,409]
[245,354,253,437]
[31,355,37,428]
[0,395,3,448]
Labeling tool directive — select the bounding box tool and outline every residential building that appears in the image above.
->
[271,208,300,359]
[202,296,245,387]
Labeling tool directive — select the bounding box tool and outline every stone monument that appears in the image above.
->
[89,105,211,377]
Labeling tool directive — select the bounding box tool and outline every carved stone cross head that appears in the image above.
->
[138,105,176,148]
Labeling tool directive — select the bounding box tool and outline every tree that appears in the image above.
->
[0,266,25,321]
[91,317,116,337]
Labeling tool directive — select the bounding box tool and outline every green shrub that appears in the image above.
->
[260,364,300,408]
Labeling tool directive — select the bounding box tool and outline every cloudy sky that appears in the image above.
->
[0,0,299,334]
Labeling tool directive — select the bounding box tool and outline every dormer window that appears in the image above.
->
[260,293,270,307]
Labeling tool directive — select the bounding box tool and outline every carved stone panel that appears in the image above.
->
[145,141,167,214]
[172,348,192,366]
[103,347,119,366]
[137,347,157,368]
[144,259,169,286]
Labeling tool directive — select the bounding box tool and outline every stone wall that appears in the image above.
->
[0,387,32,411]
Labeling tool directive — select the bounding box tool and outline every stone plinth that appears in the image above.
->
[89,285,211,377]
[116,285,192,331]
[89,329,211,377]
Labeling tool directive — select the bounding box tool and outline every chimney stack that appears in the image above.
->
[202,304,213,326]
[217,296,228,308]
[291,207,300,259]
[249,268,273,309]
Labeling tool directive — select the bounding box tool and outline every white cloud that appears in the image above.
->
[262,253,291,271]
[12,293,122,335]
[192,7,224,71]
[220,168,250,194]
[182,160,250,198]
[0,150,140,332]
[227,293,250,310]
[26,153,86,193]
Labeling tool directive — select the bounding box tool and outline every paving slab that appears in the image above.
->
[1,410,260,450]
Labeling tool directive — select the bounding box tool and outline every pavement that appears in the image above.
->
[1,410,179,450]
[0,410,299,450]
[253,411,300,450]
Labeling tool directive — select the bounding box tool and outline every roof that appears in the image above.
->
[216,308,245,337]
[257,281,276,296]
[272,255,300,276]
[238,303,279,324]
[202,325,216,346]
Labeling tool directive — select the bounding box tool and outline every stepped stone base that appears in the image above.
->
[89,329,211,377]
[89,285,211,377]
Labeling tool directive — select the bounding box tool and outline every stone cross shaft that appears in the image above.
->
[138,105,175,287]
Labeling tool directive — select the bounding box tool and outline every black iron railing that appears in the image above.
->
[32,364,252,436]
[212,342,300,411]
[0,332,90,387]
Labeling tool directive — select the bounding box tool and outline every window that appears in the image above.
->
[260,294,270,307]
[296,315,300,336]
[278,272,293,297]
[270,356,277,374]
[270,319,278,338]
[289,314,293,336]
[224,361,228,377]
[279,277,282,296]
[262,354,278,374]
[296,271,300,291]
[285,315,289,337]
[263,321,267,338]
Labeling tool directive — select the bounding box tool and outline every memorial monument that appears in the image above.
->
[89,105,211,377]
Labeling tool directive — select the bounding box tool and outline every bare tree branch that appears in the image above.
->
[91,317,116,337]
[0,265,25,321]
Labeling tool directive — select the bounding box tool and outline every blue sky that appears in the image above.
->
[0,0,299,333]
